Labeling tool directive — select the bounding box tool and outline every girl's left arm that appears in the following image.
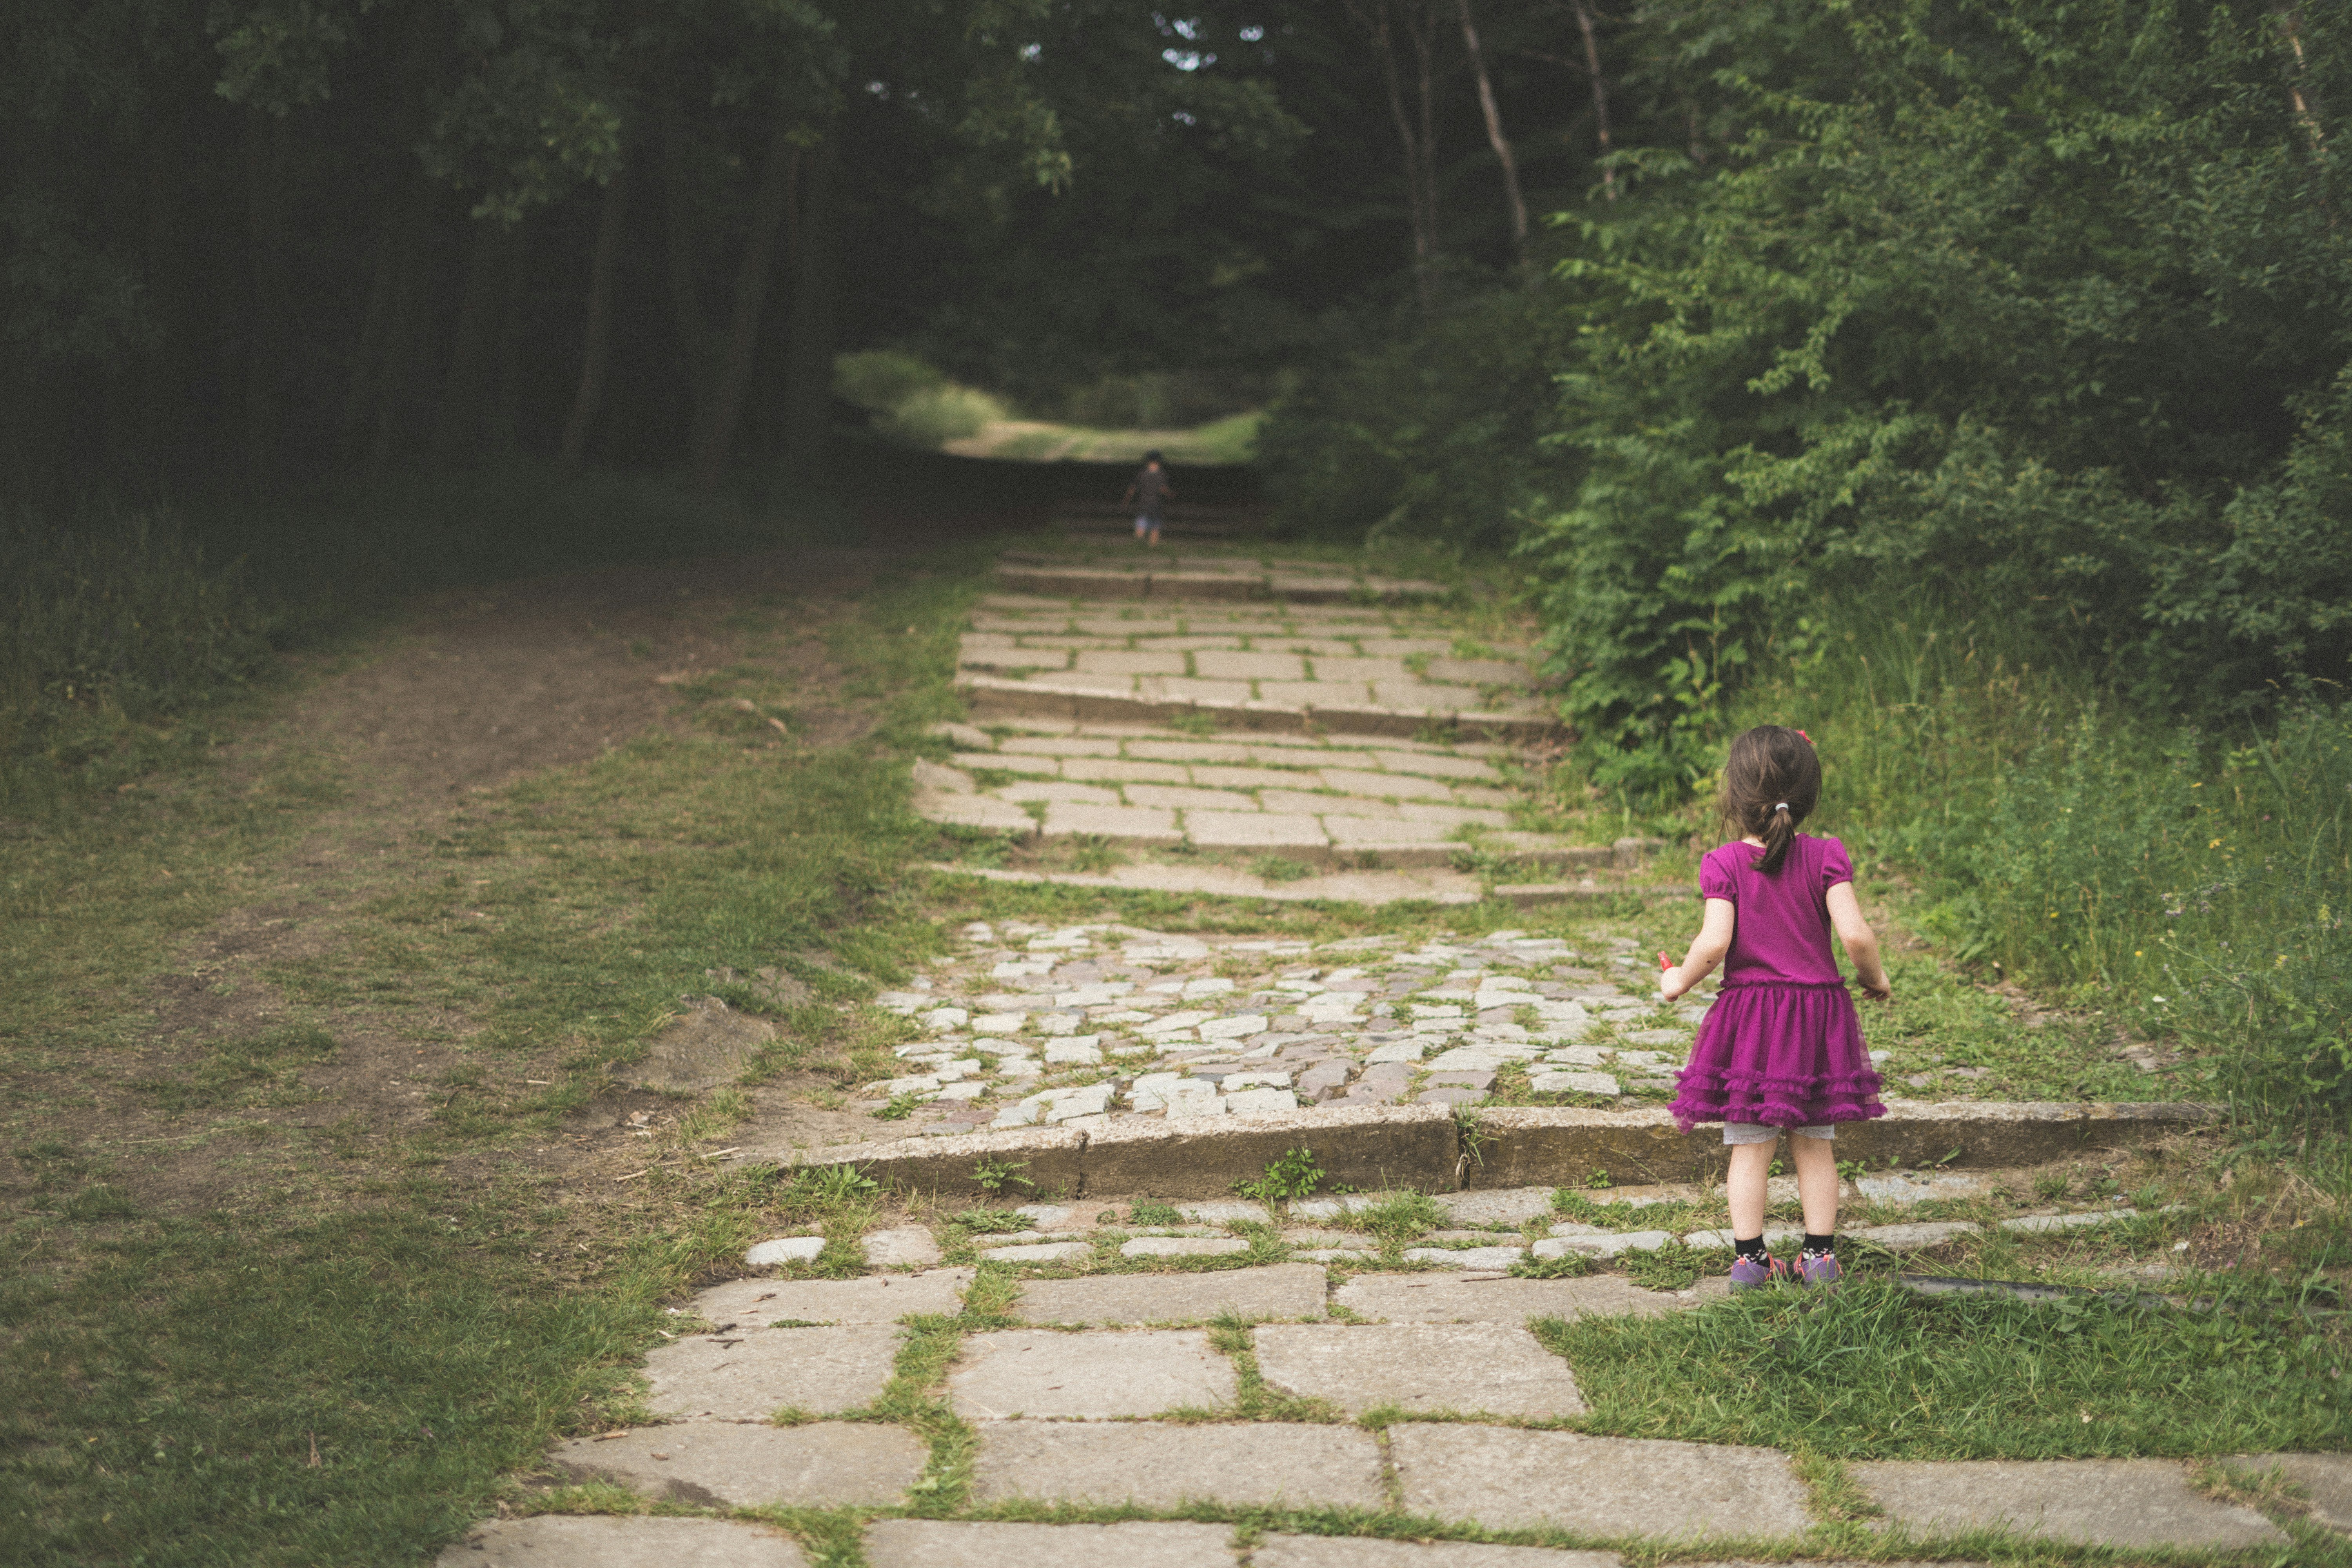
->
[1663,898,1736,1001]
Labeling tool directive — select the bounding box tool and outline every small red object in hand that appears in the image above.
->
[1658,951,1673,971]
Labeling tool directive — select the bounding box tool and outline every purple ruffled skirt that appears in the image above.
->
[1668,979,1886,1131]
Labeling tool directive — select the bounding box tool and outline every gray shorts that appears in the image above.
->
[1723,1121,1835,1146]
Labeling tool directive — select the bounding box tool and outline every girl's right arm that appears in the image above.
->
[1662,898,1736,1001]
[1825,883,1893,1000]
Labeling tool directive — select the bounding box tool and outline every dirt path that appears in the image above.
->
[45,545,891,1219]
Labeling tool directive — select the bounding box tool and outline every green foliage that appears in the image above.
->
[873,1092,924,1121]
[1501,0,2352,789]
[0,506,276,780]
[1233,1147,1327,1204]
[1508,1252,1588,1280]
[1355,1191,1443,1247]
[1249,855,1314,884]
[1127,1200,1182,1227]
[950,1209,1028,1234]
[1258,286,1576,552]
[970,1158,1033,1196]
[781,1164,878,1207]
[1622,1238,1709,1292]
[834,351,1005,448]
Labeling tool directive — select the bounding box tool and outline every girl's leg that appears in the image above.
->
[1788,1132,1838,1236]
[1726,1140,1774,1238]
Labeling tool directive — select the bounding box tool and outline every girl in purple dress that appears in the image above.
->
[1661,725,1892,1290]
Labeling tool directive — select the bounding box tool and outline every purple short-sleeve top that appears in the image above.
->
[1699,834,1855,985]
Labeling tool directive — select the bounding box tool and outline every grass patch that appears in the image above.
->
[1543,1276,2350,1457]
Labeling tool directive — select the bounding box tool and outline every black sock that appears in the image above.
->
[1734,1235,1768,1261]
[1802,1232,1834,1256]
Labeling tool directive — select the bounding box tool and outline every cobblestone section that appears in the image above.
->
[443,1262,2321,1562]
[851,920,1701,1132]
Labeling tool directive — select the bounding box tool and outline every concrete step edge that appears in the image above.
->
[765,1101,2216,1200]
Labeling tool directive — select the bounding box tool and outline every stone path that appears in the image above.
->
[853,918,1700,1135]
[441,1261,2326,1563]
[922,555,1666,904]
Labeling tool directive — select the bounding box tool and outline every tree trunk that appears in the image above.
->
[245,109,291,483]
[1570,0,1616,201]
[368,173,440,477]
[492,215,528,455]
[690,108,799,495]
[1345,0,1442,322]
[143,93,194,457]
[1455,0,1528,274]
[559,157,632,472]
[780,123,840,486]
[427,214,509,469]
[658,68,716,463]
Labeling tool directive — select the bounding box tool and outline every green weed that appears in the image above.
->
[1234,1147,1328,1204]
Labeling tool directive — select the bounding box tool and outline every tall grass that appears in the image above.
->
[1726,595,2352,1123]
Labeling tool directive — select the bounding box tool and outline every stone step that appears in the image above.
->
[996,557,1445,604]
[958,592,1564,743]
[914,721,1609,877]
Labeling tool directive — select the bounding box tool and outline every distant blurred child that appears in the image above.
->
[1660,724,1892,1290]
[1122,450,1172,545]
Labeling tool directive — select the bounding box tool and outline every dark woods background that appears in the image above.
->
[2,0,1639,494]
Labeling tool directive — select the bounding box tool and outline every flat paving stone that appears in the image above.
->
[644,1322,900,1419]
[436,1515,809,1567]
[982,1241,1093,1263]
[862,1226,943,1268]
[949,1328,1238,1418]
[1253,1538,1616,1568]
[1253,1322,1583,1417]
[1401,1245,1524,1270]
[688,1270,973,1324]
[1435,1187,1561,1226]
[548,1422,926,1507]
[1336,1272,1720,1322]
[1389,1422,1810,1539]
[2229,1452,2352,1531]
[970,1419,1385,1508]
[865,1521,1236,1568]
[1122,1236,1251,1258]
[1849,1458,2290,1549]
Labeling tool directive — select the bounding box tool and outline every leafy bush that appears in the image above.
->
[834,350,945,414]
[1509,2,2352,785]
[1256,283,1575,551]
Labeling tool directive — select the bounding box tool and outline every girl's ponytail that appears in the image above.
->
[1757,800,1798,875]
[1720,726,1821,875]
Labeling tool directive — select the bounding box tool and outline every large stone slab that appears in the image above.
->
[864,1521,1236,1568]
[436,1515,808,1567]
[1253,1539,1616,1568]
[776,1128,1086,1201]
[1335,1271,1719,1323]
[1252,1323,1583,1418]
[687,1270,973,1325]
[1434,1187,1560,1226]
[1015,1263,1327,1325]
[1080,1103,1457,1197]
[548,1422,926,1507]
[2229,1452,2352,1531]
[949,1328,1238,1419]
[1849,1458,2290,1549]
[1388,1423,1810,1539]
[644,1322,900,1419]
[970,1420,1385,1508]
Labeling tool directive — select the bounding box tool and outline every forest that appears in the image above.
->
[7,0,2352,1112]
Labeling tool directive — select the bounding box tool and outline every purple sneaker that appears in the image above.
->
[1798,1250,1842,1289]
[1728,1253,1789,1292]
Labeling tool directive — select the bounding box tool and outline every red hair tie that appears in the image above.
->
[1796,729,1813,744]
